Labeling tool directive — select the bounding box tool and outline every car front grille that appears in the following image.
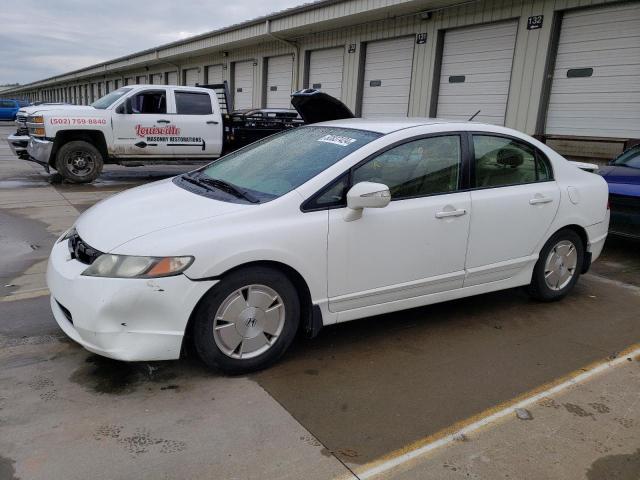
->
[68,233,103,265]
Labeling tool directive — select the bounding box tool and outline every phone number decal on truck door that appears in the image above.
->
[50,118,107,125]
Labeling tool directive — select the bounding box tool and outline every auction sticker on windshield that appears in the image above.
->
[317,134,357,147]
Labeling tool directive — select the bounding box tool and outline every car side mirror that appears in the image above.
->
[344,181,391,222]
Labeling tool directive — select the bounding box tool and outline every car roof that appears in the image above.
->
[313,117,481,134]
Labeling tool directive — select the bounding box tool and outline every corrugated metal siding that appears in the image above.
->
[545,2,640,137]
[436,20,518,125]
[266,55,294,108]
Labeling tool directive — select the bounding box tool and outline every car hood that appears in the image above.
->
[75,178,248,252]
[22,104,93,115]
[599,165,640,196]
[291,89,354,124]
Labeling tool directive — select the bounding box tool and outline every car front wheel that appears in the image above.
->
[528,229,584,302]
[55,140,104,183]
[193,266,300,374]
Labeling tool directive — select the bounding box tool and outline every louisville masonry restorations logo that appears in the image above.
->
[135,124,181,137]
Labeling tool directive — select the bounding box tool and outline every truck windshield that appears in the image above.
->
[92,88,132,109]
[194,126,381,202]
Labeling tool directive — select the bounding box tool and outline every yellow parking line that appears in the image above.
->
[349,343,640,479]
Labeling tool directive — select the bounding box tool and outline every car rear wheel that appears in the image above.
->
[193,266,300,374]
[528,229,584,302]
[55,140,104,183]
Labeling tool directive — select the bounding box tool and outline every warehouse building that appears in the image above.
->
[4,0,639,161]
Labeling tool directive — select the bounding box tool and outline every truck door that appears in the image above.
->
[112,88,175,157]
[170,90,222,157]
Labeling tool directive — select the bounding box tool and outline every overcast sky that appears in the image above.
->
[0,0,309,85]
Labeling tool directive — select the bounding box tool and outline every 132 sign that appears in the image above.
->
[527,15,544,30]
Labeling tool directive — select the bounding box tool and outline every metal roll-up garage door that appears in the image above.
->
[436,21,517,125]
[266,55,294,108]
[166,72,178,85]
[361,36,415,117]
[308,47,344,100]
[206,64,223,84]
[545,3,640,138]
[184,68,199,86]
[149,73,163,84]
[233,61,255,110]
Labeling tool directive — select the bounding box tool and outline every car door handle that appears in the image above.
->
[435,209,467,219]
[206,120,219,125]
[529,196,553,205]
[157,119,171,124]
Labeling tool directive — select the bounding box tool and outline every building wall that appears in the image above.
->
[8,0,636,158]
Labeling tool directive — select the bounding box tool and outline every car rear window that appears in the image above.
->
[175,92,213,115]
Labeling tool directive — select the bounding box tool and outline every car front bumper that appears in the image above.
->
[27,136,54,164]
[46,240,217,361]
[8,134,29,157]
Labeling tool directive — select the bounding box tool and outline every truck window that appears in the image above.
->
[130,90,167,114]
[175,91,212,115]
[92,87,132,109]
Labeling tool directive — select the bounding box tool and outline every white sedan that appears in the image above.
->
[47,117,609,373]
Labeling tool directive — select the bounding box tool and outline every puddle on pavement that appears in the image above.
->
[587,449,640,480]
[69,355,180,395]
[0,455,18,480]
[0,209,56,296]
[69,354,209,395]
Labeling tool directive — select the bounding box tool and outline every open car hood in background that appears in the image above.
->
[291,89,355,124]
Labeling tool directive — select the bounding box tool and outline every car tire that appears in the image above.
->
[528,229,584,302]
[55,140,104,183]
[193,266,300,374]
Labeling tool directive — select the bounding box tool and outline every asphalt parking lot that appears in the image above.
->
[1,121,639,480]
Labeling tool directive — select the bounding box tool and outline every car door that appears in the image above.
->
[171,90,222,156]
[112,88,174,156]
[464,133,560,286]
[325,134,471,315]
[0,100,15,120]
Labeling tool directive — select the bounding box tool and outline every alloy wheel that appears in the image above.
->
[543,240,578,291]
[212,284,286,359]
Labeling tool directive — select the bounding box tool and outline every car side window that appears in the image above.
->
[352,135,461,199]
[309,174,350,209]
[130,90,167,114]
[0,100,14,108]
[175,92,213,115]
[473,135,551,188]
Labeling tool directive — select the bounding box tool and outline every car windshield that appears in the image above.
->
[91,87,132,109]
[194,126,381,201]
[612,146,640,169]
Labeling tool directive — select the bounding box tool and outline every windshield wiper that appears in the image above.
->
[184,173,260,203]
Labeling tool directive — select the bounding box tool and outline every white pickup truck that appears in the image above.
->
[12,83,340,183]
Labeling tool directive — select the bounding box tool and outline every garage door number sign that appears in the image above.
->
[527,15,543,30]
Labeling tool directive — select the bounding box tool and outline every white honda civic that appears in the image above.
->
[47,93,609,373]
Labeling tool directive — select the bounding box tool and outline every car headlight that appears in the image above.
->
[57,226,76,243]
[82,254,194,279]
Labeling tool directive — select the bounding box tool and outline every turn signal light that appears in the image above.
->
[31,127,46,136]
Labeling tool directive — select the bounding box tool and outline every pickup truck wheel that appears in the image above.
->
[193,266,300,374]
[55,140,104,183]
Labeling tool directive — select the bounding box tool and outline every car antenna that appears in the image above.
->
[468,110,481,121]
